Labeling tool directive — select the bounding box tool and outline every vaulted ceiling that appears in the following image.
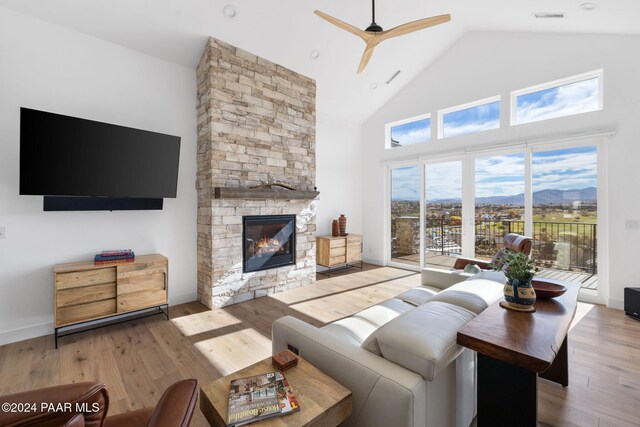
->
[1,0,638,122]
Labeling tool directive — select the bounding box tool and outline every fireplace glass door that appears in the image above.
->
[243,215,296,273]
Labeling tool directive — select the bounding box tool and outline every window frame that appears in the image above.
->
[385,113,432,149]
[437,95,501,140]
[510,69,604,126]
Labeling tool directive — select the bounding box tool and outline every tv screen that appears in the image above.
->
[19,108,181,199]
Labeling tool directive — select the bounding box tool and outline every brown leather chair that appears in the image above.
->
[0,379,198,427]
[452,233,533,270]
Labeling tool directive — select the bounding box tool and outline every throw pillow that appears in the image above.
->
[490,248,512,271]
[463,264,482,274]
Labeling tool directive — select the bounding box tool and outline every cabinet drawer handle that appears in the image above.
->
[163,272,167,290]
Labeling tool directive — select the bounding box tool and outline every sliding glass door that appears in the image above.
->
[474,154,525,261]
[387,140,602,300]
[390,166,421,267]
[531,145,598,294]
[424,161,463,268]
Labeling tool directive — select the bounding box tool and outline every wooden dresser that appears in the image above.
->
[316,234,363,276]
[54,254,168,347]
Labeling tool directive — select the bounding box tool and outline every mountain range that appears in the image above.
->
[429,187,597,205]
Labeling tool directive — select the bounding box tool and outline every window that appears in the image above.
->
[438,96,500,139]
[511,70,603,125]
[386,114,431,148]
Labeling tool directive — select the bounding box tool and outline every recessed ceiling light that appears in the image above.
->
[309,50,320,60]
[223,4,236,18]
[580,2,598,11]
[370,83,378,90]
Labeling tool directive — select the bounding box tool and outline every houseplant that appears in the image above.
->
[494,251,539,312]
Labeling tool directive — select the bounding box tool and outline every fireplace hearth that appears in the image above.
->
[243,215,296,273]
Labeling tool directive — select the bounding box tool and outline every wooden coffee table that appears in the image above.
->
[200,356,352,427]
[457,279,580,427]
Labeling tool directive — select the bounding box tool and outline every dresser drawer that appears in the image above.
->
[117,272,167,312]
[347,235,362,245]
[329,239,346,248]
[330,246,346,257]
[329,255,347,266]
[56,268,116,290]
[347,245,362,263]
[57,283,116,308]
[117,259,167,278]
[56,299,116,326]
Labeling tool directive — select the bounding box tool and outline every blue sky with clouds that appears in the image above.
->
[390,118,431,146]
[443,101,500,138]
[392,147,597,201]
[390,76,599,201]
[516,77,599,124]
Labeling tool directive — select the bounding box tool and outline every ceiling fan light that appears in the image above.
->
[223,4,236,18]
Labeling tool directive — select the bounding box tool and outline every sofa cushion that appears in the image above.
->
[354,298,415,328]
[465,270,507,284]
[361,301,476,381]
[395,286,439,306]
[322,317,378,345]
[428,290,489,315]
[443,279,504,307]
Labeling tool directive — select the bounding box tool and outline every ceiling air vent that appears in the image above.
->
[533,12,566,19]
[385,70,401,85]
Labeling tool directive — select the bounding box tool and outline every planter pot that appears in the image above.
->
[501,278,537,313]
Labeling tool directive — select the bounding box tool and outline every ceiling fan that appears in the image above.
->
[314,0,451,74]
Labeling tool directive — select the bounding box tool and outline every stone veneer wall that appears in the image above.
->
[196,37,317,308]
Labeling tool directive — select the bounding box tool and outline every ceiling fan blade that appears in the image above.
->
[378,14,451,42]
[314,10,371,41]
[357,44,376,74]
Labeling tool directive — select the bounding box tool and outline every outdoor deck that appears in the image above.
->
[392,253,598,291]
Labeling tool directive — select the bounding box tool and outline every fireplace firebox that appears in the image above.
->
[243,215,296,273]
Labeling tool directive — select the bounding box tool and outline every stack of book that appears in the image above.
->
[94,249,135,265]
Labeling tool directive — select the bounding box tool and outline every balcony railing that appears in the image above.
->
[397,217,597,274]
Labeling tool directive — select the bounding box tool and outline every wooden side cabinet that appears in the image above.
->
[54,254,168,348]
[316,234,363,276]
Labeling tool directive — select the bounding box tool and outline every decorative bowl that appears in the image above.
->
[531,280,567,299]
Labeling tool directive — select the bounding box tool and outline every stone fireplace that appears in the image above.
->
[196,37,317,308]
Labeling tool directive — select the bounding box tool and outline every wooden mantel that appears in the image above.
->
[213,187,320,200]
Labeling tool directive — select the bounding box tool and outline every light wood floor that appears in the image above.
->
[1,265,639,427]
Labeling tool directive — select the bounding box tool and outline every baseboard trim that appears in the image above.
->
[0,321,54,346]
[170,291,198,306]
[362,257,384,266]
[607,297,624,310]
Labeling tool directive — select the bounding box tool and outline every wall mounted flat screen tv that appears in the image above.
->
[20,108,181,210]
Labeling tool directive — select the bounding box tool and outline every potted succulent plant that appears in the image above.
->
[493,251,539,312]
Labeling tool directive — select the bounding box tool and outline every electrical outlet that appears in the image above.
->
[625,219,640,230]
[0,226,6,239]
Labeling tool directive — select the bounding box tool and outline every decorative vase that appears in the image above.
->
[338,214,347,236]
[331,220,340,237]
[501,278,537,313]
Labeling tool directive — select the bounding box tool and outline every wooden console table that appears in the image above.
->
[316,234,363,277]
[54,254,169,348]
[200,356,352,426]
[457,279,580,427]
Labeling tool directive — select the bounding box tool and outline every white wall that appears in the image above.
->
[361,32,640,309]
[316,111,363,237]
[0,7,198,345]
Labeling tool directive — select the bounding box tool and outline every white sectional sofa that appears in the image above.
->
[272,269,506,427]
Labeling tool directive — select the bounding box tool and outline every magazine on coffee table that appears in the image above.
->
[227,371,300,426]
